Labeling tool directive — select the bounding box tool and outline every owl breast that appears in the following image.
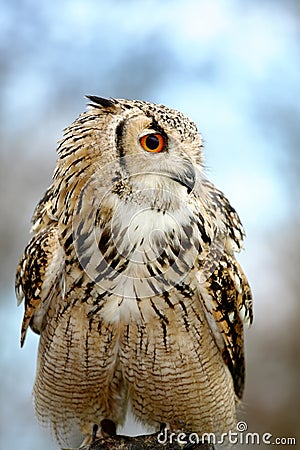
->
[80,184,202,323]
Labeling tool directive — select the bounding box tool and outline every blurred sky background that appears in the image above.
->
[1,0,300,449]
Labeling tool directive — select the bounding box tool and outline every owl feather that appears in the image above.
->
[16,96,253,447]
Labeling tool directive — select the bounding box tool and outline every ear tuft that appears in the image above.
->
[86,95,116,109]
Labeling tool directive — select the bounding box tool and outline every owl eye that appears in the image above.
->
[140,133,165,153]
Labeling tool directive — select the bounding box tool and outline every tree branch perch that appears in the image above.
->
[79,421,215,450]
[82,434,214,450]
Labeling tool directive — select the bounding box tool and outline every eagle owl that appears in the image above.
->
[16,96,253,448]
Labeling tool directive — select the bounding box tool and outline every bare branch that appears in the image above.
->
[79,422,214,450]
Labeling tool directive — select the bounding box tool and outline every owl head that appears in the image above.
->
[57,97,204,205]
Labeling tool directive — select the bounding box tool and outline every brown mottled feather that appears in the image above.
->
[16,97,253,447]
[16,226,64,347]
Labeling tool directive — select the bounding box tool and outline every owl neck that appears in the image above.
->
[112,173,192,212]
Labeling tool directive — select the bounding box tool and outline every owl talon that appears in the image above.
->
[159,422,167,432]
[92,423,98,442]
[78,424,102,447]
[100,419,117,437]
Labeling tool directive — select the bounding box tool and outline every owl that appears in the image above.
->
[16,96,253,448]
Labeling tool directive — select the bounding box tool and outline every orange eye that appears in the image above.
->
[140,133,165,153]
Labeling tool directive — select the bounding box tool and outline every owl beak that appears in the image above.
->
[167,165,195,194]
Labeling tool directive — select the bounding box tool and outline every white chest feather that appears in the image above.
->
[96,198,201,323]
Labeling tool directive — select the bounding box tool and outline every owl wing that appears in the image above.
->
[196,182,253,399]
[198,254,253,400]
[31,185,57,232]
[16,220,65,347]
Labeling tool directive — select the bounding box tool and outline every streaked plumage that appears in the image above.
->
[16,96,253,447]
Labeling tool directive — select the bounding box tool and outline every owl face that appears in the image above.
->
[63,97,204,206]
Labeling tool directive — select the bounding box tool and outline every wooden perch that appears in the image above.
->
[82,434,214,450]
[80,421,215,450]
